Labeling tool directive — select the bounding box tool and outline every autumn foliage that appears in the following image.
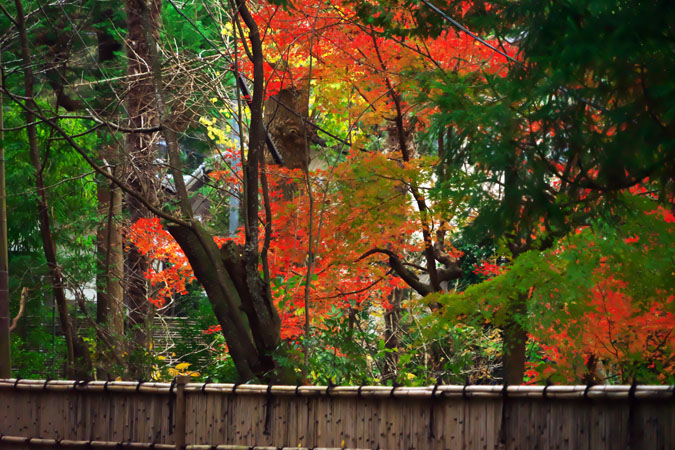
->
[126,0,674,384]
[130,152,442,339]
[241,0,513,132]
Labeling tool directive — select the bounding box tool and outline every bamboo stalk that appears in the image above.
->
[175,375,188,450]
[0,434,175,448]
[0,49,10,380]
[0,379,672,399]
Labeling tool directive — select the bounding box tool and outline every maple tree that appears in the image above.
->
[126,0,675,385]
[130,153,418,341]
[428,192,675,384]
[125,0,514,381]
[395,0,674,383]
[247,0,513,297]
[2,0,673,385]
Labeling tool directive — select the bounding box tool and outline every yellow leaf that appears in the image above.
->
[175,362,191,371]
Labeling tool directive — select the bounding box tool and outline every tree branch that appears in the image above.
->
[9,288,27,332]
[1,84,191,229]
[359,248,432,297]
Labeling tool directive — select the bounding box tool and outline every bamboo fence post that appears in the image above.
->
[175,376,189,450]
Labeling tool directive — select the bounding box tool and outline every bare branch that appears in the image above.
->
[9,287,27,332]
[1,85,191,228]
[359,248,432,297]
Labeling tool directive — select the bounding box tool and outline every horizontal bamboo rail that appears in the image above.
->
[0,378,672,399]
[1,378,673,449]
[0,435,176,448]
[0,435,366,450]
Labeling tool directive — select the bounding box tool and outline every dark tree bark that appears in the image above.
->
[123,0,161,378]
[382,288,403,383]
[167,226,280,381]
[502,294,527,385]
[264,86,311,171]
[499,164,529,385]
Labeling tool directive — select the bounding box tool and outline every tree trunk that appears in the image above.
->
[96,174,125,376]
[502,294,527,384]
[500,154,528,385]
[264,86,311,171]
[123,0,161,378]
[168,224,289,381]
[14,0,92,379]
[0,51,11,378]
[265,86,311,200]
[382,288,403,383]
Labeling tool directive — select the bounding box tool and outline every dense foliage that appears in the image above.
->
[1,0,673,384]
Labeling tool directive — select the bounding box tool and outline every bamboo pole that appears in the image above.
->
[175,376,189,450]
[0,436,370,450]
[0,435,175,448]
[0,379,672,399]
[0,50,11,379]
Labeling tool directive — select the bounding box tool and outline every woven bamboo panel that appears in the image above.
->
[1,379,673,449]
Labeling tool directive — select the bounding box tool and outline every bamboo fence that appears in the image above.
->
[0,378,673,449]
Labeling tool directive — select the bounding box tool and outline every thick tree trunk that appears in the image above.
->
[168,224,288,381]
[502,321,527,384]
[264,86,311,171]
[123,0,161,378]
[265,86,311,201]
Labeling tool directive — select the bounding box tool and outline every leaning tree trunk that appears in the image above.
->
[167,225,283,381]
[123,0,161,378]
[140,0,287,382]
